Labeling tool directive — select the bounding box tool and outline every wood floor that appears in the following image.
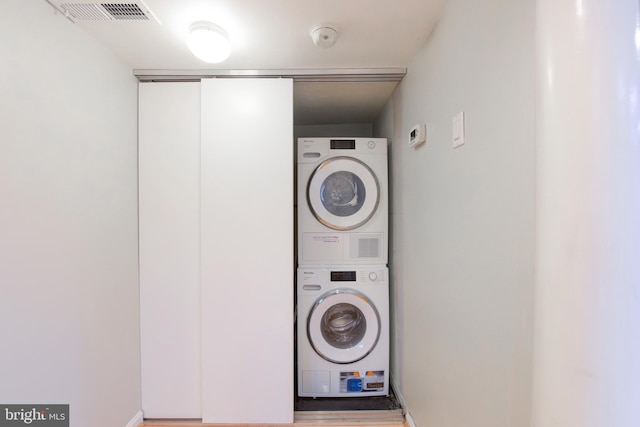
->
[141,410,407,427]
[142,423,406,427]
[142,423,407,427]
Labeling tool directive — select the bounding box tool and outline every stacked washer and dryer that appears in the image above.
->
[296,137,389,398]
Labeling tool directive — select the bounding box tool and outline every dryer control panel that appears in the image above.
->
[298,137,387,163]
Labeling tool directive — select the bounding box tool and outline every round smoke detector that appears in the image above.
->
[310,24,340,49]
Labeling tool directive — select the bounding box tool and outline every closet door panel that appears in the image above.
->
[139,82,202,418]
[200,78,294,423]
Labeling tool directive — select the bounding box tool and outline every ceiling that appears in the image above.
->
[45,0,446,125]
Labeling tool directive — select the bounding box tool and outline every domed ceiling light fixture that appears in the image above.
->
[310,24,340,49]
[187,21,231,63]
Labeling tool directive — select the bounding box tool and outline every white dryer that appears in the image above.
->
[297,266,389,397]
[297,137,388,266]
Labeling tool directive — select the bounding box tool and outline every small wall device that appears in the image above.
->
[408,123,426,148]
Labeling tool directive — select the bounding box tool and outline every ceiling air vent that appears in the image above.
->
[101,3,148,20]
[48,0,158,22]
[59,3,111,20]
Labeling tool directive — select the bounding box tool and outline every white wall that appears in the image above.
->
[532,1,640,426]
[0,2,141,427]
[375,0,535,426]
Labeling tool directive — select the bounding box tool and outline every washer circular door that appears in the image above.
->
[307,288,381,364]
[307,157,380,230]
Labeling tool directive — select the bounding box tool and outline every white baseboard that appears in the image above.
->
[391,374,416,426]
[405,411,417,427]
[125,410,144,427]
[390,374,408,412]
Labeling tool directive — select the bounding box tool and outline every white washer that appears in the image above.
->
[297,137,388,266]
[297,266,389,397]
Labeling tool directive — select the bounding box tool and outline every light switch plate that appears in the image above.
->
[408,123,426,148]
[452,111,465,148]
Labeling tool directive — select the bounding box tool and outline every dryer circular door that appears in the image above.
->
[307,288,381,364]
[307,156,380,231]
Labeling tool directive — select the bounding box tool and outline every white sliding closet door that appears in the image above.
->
[200,78,294,423]
[139,82,202,418]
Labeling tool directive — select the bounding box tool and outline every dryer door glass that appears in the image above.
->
[308,289,381,364]
[320,172,366,217]
[308,157,379,230]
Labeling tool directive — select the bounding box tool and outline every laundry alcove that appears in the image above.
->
[137,69,404,424]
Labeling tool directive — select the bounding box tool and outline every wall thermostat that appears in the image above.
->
[408,123,426,148]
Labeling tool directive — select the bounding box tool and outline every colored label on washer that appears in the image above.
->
[340,370,385,393]
[346,378,363,392]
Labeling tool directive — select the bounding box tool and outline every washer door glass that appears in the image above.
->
[307,289,381,364]
[307,157,379,230]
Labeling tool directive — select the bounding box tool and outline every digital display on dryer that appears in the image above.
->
[330,139,356,149]
[330,271,357,281]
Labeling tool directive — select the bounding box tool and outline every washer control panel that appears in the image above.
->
[358,269,385,282]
